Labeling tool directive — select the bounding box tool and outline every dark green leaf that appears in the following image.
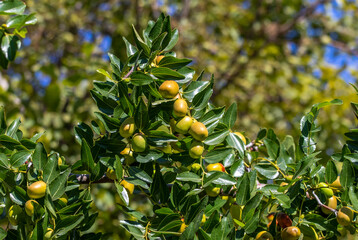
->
[81,138,95,173]
[151,67,185,80]
[130,72,154,86]
[10,150,31,168]
[32,142,47,171]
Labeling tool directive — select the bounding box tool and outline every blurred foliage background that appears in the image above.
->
[0,0,358,238]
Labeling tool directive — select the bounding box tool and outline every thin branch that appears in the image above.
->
[311,190,337,216]
[123,66,135,79]
[72,173,113,184]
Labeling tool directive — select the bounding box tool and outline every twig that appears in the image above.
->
[123,66,135,79]
[71,173,114,184]
[311,190,337,216]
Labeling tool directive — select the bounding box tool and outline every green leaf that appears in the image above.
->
[134,97,149,130]
[32,142,47,171]
[176,172,201,183]
[341,159,355,188]
[231,159,245,178]
[130,72,154,86]
[255,163,279,179]
[151,67,185,80]
[135,151,163,163]
[81,138,95,173]
[117,81,134,116]
[0,153,9,169]
[163,28,178,51]
[293,152,320,178]
[199,107,225,134]
[226,132,245,158]
[9,186,27,205]
[325,160,338,184]
[128,166,152,183]
[6,13,37,29]
[122,37,137,57]
[223,103,237,129]
[157,56,192,70]
[349,186,358,210]
[244,210,259,234]
[151,163,169,203]
[49,168,70,201]
[55,214,85,236]
[115,155,123,180]
[0,0,25,15]
[1,35,19,61]
[90,90,118,115]
[204,148,234,164]
[204,129,229,145]
[132,25,150,56]
[43,153,60,184]
[0,134,25,150]
[108,52,123,75]
[236,173,250,205]
[6,118,20,139]
[242,193,263,222]
[183,80,210,101]
[10,150,31,168]
[192,86,213,111]
[0,106,6,135]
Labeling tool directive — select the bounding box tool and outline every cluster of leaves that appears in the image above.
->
[76,15,357,239]
[1,13,358,240]
[0,106,99,239]
[0,0,36,69]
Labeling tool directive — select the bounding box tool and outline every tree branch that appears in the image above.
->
[310,190,337,216]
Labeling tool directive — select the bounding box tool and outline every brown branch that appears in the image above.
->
[311,190,337,216]
[72,173,114,184]
[329,40,358,56]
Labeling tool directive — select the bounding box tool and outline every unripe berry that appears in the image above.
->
[27,181,47,199]
[159,81,179,99]
[189,122,208,141]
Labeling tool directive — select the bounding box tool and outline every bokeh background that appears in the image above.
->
[1,0,357,238]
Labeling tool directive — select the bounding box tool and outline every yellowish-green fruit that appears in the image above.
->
[330,176,342,190]
[58,157,63,166]
[205,185,220,197]
[58,193,68,205]
[155,55,165,65]
[189,163,201,172]
[285,175,293,181]
[179,222,187,233]
[159,80,179,99]
[234,132,246,145]
[8,205,22,226]
[255,231,274,240]
[189,141,204,159]
[201,214,206,225]
[27,181,47,199]
[121,180,135,195]
[321,195,337,215]
[157,144,172,154]
[337,207,353,226]
[44,228,54,239]
[281,226,301,240]
[230,205,243,223]
[25,200,38,216]
[173,99,188,117]
[119,117,136,138]
[189,122,208,141]
[132,133,147,152]
[318,182,334,198]
[207,163,225,172]
[106,168,117,180]
[175,116,193,134]
[121,147,135,165]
